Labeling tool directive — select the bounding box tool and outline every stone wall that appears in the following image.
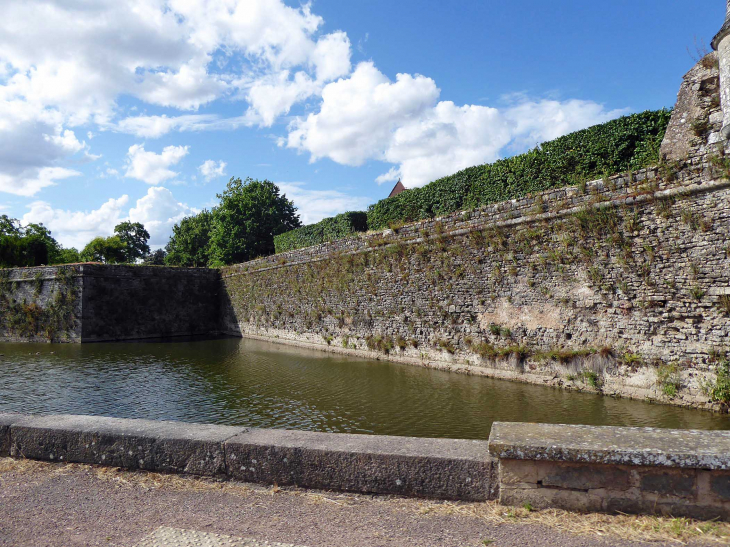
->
[221,165,730,410]
[0,265,82,343]
[0,265,222,343]
[79,265,222,342]
[221,57,730,411]
[490,422,730,520]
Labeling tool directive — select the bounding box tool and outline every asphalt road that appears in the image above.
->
[0,459,711,547]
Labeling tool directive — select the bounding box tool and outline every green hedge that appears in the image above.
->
[366,109,672,230]
[274,211,368,253]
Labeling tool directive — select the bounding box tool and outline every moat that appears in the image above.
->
[1,337,728,439]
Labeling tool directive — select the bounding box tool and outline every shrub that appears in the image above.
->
[656,363,682,398]
[366,110,672,230]
[705,360,730,404]
[274,212,368,254]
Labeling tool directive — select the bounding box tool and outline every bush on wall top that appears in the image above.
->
[274,211,368,254]
[272,109,672,252]
[366,109,672,230]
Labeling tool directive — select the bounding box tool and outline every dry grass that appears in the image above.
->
[412,501,730,545]
[2,458,730,544]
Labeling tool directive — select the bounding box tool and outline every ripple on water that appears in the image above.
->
[0,337,728,439]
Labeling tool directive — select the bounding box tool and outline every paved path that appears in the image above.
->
[0,459,713,547]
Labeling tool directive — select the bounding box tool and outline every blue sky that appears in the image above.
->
[0,0,723,249]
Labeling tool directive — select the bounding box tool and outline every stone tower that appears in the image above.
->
[712,0,730,139]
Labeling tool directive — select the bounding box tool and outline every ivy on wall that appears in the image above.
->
[365,110,672,230]
[274,212,368,254]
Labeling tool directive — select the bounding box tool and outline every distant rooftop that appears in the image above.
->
[388,180,406,198]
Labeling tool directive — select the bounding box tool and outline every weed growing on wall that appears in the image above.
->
[656,363,682,398]
[222,167,727,384]
[0,266,80,341]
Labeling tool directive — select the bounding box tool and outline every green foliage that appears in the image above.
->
[0,215,76,267]
[143,249,168,266]
[57,248,80,264]
[208,178,301,266]
[165,210,214,267]
[0,266,79,341]
[582,369,601,389]
[274,212,368,254]
[366,110,672,230]
[657,363,682,398]
[114,221,150,263]
[705,360,730,404]
[80,236,127,264]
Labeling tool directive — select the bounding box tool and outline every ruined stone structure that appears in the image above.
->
[712,0,730,140]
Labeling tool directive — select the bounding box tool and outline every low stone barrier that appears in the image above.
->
[489,422,730,520]
[3,413,729,518]
[0,413,494,501]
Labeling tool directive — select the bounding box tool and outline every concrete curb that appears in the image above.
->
[2,413,495,501]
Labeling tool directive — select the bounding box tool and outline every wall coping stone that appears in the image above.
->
[3,413,495,501]
[488,422,730,470]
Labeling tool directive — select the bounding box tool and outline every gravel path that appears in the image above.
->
[0,459,712,547]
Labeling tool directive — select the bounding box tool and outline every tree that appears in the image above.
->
[57,248,81,264]
[24,223,62,264]
[0,215,21,237]
[165,210,214,267]
[208,178,300,266]
[80,236,127,264]
[0,217,64,267]
[114,221,150,263]
[143,248,167,266]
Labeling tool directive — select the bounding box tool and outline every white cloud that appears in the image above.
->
[504,99,628,151]
[128,186,196,246]
[311,31,352,82]
[44,129,85,154]
[0,0,354,194]
[21,187,194,250]
[199,160,227,182]
[0,167,81,197]
[125,144,189,185]
[22,196,129,250]
[286,62,440,167]
[375,167,401,186]
[246,71,320,127]
[277,182,370,225]
[287,62,627,187]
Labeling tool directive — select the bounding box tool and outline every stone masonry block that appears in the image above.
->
[640,469,697,499]
[499,459,538,486]
[225,428,495,501]
[500,484,605,513]
[710,473,730,501]
[10,414,244,476]
[541,462,631,491]
[0,413,22,457]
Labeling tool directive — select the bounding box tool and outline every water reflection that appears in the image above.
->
[0,337,728,439]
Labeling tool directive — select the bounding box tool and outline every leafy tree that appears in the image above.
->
[57,248,81,264]
[0,215,21,237]
[165,210,214,267]
[208,178,300,266]
[24,223,62,264]
[114,221,150,263]
[80,236,127,264]
[0,217,68,267]
[143,248,167,266]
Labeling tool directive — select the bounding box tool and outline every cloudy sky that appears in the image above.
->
[0,0,722,249]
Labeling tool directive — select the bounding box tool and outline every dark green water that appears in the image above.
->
[0,337,728,439]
